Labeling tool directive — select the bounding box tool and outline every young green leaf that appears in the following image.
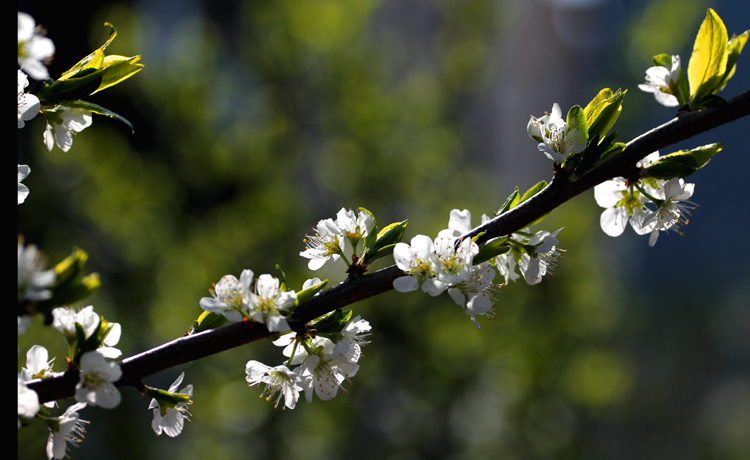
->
[566,105,588,140]
[189,311,229,334]
[92,55,144,94]
[295,279,328,306]
[641,143,723,179]
[688,8,728,106]
[362,220,407,264]
[58,100,134,133]
[715,30,749,92]
[497,187,520,215]
[519,181,548,204]
[584,89,625,141]
[474,237,509,265]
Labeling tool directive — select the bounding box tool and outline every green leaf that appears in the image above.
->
[584,88,612,119]
[57,100,134,133]
[42,23,142,101]
[45,71,104,101]
[584,89,626,141]
[60,23,118,79]
[595,140,626,166]
[519,181,548,203]
[641,143,723,179]
[311,309,353,335]
[688,8,729,105]
[189,311,229,334]
[362,220,407,264]
[474,237,509,265]
[295,279,328,306]
[676,67,690,107]
[92,55,144,94]
[566,105,588,140]
[59,49,106,81]
[497,187,520,215]
[716,30,749,92]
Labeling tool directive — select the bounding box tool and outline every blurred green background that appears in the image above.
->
[17,0,750,459]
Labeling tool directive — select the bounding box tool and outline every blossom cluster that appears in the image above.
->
[17,12,94,158]
[246,313,371,409]
[300,207,375,270]
[392,209,567,329]
[199,270,297,332]
[595,152,697,246]
[17,302,124,459]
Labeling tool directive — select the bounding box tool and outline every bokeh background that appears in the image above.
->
[17,0,750,459]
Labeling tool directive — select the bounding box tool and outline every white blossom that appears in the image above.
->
[300,217,346,270]
[46,403,88,459]
[18,70,40,128]
[595,177,655,237]
[517,228,565,285]
[392,235,442,295]
[528,103,587,163]
[246,361,303,410]
[432,234,479,287]
[52,306,99,340]
[638,55,681,107]
[18,164,31,204]
[18,12,55,81]
[340,315,372,348]
[296,352,359,403]
[75,351,122,409]
[448,264,499,330]
[643,178,697,246]
[149,373,193,437]
[18,240,56,302]
[594,152,660,237]
[336,207,375,245]
[199,270,253,322]
[43,107,93,152]
[246,274,296,332]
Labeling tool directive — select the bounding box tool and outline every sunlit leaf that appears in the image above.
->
[688,8,728,105]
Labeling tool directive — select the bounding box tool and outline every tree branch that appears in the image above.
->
[27,89,750,404]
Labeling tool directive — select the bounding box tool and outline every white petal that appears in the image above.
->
[266,316,291,333]
[594,179,626,208]
[600,207,628,237]
[648,229,660,247]
[393,276,418,292]
[448,209,472,235]
[26,345,49,374]
[448,287,465,306]
[307,257,328,271]
[653,91,679,107]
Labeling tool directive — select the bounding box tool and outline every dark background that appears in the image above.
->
[18,0,750,459]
